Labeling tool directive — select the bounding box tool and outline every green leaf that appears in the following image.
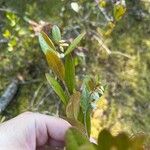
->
[98,129,114,150]
[46,73,68,105]
[113,4,126,21]
[80,78,92,137]
[3,29,11,39]
[77,108,84,124]
[78,143,96,150]
[80,82,91,113]
[52,25,61,43]
[64,117,86,135]
[66,91,81,120]
[65,32,85,56]
[84,110,91,137]
[115,133,130,150]
[38,31,56,54]
[65,127,89,150]
[99,0,107,8]
[46,51,65,81]
[65,54,75,94]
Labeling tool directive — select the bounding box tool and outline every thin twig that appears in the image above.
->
[30,83,44,107]
[0,8,17,14]
[55,100,61,116]
[36,90,53,110]
[111,51,133,59]
[92,32,133,59]
[93,34,112,54]
[19,79,42,85]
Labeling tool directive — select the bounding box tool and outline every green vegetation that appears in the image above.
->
[0,0,150,149]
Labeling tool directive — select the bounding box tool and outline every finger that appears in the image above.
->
[33,113,71,146]
[37,139,64,150]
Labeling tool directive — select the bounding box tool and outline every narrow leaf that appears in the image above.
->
[80,82,91,113]
[80,79,92,137]
[65,127,89,150]
[65,54,75,94]
[46,51,65,81]
[84,110,91,137]
[46,73,68,105]
[66,91,81,120]
[65,32,85,56]
[38,31,56,54]
[52,25,61,43]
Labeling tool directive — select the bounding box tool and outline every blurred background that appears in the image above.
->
[0,0,150,139]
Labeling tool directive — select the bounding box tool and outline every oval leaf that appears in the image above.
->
[46,51,65,81]
[113,4,126,21]
[115,133,130,150]
[65,127,89,150]
[39,33,50,54]
[39,31,56,54]
[63,117,86,135]
[46,73,68,105]
[65,54,75,94]
[78,143,95,150]
[65,32,86,56]
[52,25,61,43]
[98,129,114,150]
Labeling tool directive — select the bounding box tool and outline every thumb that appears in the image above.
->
[32,112,71,146]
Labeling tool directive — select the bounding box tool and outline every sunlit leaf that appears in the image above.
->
[38,31,56,54]
[65,32,85,56]
[65,127,89,150]
[8,38,17,47]
[65,54,75,94]
[3,30,11,39]
[6,12,18,27]
[104,28,113,37]
[46,51,65,81]
[113,4,126,21]
[52,25,61,43]
[99,0,107,8]
[66,91,81,120]
[46,73,68,105]
[108,21,115,29]
[98,129,114,150]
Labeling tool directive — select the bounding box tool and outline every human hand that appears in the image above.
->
[0,112,71,150]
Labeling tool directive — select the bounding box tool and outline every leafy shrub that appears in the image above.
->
[39,25,104,137]
[39,25,148,149]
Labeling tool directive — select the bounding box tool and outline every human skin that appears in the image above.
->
[0,112,71,150]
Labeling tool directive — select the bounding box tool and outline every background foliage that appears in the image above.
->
[0,0,150,144]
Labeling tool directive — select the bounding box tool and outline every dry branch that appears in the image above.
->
[0,79,19,113]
